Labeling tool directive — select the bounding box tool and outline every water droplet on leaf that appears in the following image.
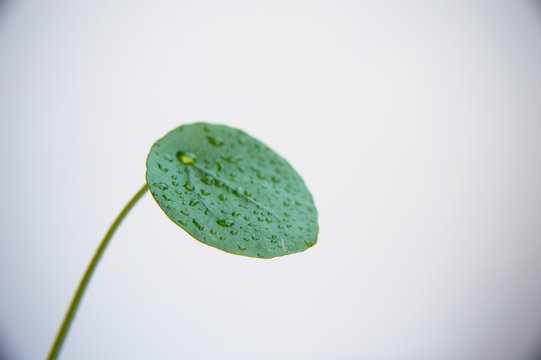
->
[154,183,168,191]
[217,219,234,227]
[206,135,224,146]
[176,150,196,164]
[192,219,203,231]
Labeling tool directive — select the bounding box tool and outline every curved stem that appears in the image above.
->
[47,184,149,360]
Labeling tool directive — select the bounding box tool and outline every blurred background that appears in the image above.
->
[1,0,541,359]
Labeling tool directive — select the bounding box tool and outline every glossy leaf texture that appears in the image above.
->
[146,123,318,259]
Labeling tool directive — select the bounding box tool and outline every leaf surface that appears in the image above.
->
[146,123,318,258]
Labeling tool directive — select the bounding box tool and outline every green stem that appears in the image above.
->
[47,184,149,360]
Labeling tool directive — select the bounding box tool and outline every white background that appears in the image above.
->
[1,1,541,359]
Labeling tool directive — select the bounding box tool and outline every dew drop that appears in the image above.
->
[221,154,243,163]
[201,175,213,185]
[192,219,203,231]
[154,183,168,191]
[216,219,234,227]
[183,182,194,191]
[176,150,196,165]
[206,135,224,146]
[163,153,173,162]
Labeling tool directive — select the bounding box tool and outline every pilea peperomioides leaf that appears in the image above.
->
[146,122,318,258]
[47,122,319,360]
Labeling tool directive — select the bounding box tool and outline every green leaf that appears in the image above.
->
[146,123,318,259]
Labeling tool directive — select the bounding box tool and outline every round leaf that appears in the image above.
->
[146,123,318,259]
